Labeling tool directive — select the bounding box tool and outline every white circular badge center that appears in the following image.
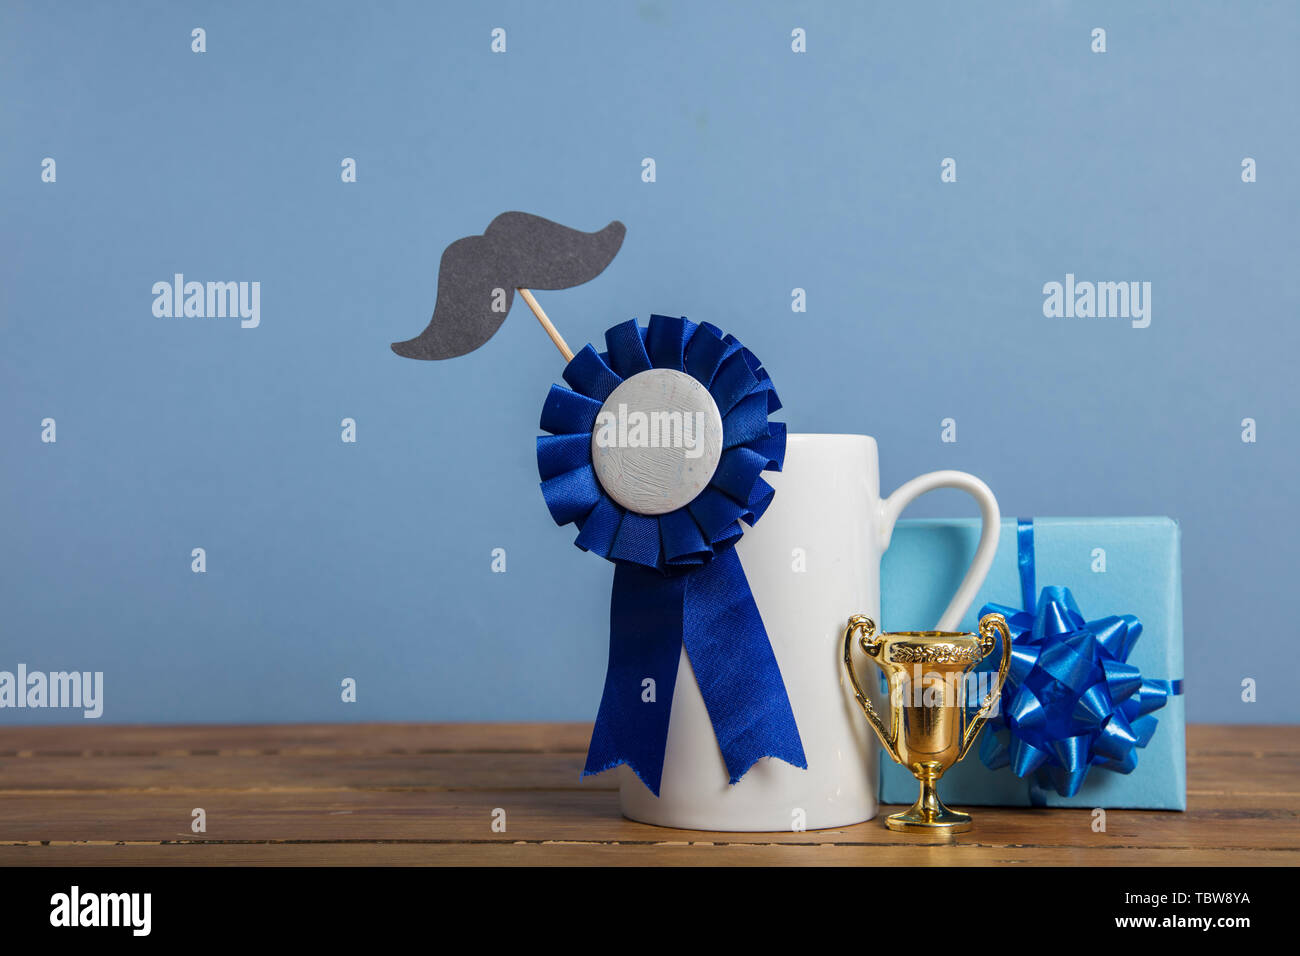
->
[591,368,724,516]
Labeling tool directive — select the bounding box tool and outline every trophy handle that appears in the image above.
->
[842,615,902,764]
[958,612,1011,762]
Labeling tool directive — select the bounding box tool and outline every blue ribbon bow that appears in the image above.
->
[537,315,806,796]
[978,519,1183,800]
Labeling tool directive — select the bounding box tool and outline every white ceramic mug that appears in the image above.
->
[618,434,1001,831]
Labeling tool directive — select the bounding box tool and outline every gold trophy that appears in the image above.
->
[842,612,1011,833]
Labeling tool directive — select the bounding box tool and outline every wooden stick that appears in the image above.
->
[516,288,574,362]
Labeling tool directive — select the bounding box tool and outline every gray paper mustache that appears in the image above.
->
[392,212,626,360]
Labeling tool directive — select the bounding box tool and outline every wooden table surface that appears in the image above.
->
[0,723,1294,866]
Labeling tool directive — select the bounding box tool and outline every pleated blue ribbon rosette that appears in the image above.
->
[978,519,1184,801]
[537,315,806,796]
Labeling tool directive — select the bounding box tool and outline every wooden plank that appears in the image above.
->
[0,842,1295,867]
[1,789,1294,849]
[0,751,1293,810]
[0,721,1285,757]
[1186,724,1297,755]
[0,752,614,792]
[0,722,592,756]
[1185,752,1300,797]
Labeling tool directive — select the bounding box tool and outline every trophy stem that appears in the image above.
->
[886,762,973,834]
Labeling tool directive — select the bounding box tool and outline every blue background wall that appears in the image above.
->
[2,1,1295,724]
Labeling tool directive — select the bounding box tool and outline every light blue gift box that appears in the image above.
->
[878,517,1186,810]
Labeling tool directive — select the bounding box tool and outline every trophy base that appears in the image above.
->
[888,765,974,833]
[885,805,973,833]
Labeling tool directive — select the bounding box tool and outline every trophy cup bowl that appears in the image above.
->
[842,612,1011,833]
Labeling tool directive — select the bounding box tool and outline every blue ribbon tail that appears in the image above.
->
[681,548,807,784]
[584,549,806,796]
[583,565,687,796]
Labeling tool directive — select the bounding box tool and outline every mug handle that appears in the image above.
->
[878,470,1001,631]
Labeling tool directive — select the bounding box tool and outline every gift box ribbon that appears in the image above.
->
[978,518,1184,800]
[538,316,806,796]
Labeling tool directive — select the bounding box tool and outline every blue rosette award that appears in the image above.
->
[537,316,806,795]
